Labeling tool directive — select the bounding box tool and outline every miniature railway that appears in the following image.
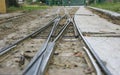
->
[0,7,111,75]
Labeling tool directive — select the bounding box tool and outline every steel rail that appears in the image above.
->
[38,13,105,75]
[31,17,61,75]
[73,18,112,75]
[33,15,72,75]
[22,16,61,75]
[34,42,55,75]
[23,15,63,38]
[23,14,70,75]
[51,14,66,37]
[35,18,70,75]
[71,20,79,38]
[0,16,58,56]
[64,8,78,38]
[67,12,102,75]
[39,20,70,75]
[83,47,102,75]
[53,19,71,42]
[54,20,68,37]
[69,17,79,38]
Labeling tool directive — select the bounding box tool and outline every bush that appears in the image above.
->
[91,2,120,13]
[6,0,19,7]
[26,0,33,4]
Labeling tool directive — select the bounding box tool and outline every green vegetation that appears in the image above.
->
[26,0,33,4]
[91,2,120,13]
[7,5,49,12]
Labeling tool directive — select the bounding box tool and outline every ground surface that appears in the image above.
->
[74,6,120,75]
[0,6,58,75]
[0,6,119,75]
[0,7,57,50]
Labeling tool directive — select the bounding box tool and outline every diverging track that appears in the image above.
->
[23,12,106,75]
[0,7,111,75]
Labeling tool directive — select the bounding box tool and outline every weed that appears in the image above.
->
[91,2,120,13]
[7,5,49,12]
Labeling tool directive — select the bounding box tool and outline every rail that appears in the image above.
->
[73,16,112,75]
[0,16,58,56]
[22,15,69,75]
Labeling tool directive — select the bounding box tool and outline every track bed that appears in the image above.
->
[0,7,109,75]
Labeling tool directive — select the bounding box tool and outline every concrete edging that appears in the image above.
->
[87,6,120,19]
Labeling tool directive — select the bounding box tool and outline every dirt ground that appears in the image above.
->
[0,6,59,75]
[0,7,58,49]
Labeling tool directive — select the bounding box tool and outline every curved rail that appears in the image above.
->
[22,14,70,75]
[83,47,102,75]
[22,16,62,75]
[73,17,112,75]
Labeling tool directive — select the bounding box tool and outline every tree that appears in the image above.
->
[6,0,19,7]
[26,0,33,3]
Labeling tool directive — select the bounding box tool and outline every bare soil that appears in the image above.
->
[0,7,58,49]
[0,6,59,75]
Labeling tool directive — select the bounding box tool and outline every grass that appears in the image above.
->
[90,2,120,13]
[7,5,49,12]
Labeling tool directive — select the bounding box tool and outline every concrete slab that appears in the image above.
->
[74,6,120,75]
[85,37,120,75]
[74,6,120,34]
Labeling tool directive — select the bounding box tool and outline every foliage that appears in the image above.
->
[26,0,33,4]
[91,2,120,13]
[7,5,49,12]
[6,0,19,7]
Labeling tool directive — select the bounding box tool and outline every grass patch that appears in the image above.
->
[7,5,49,12]
[91,2,120,13]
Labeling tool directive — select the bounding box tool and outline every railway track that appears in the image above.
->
[0,7,111,75]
